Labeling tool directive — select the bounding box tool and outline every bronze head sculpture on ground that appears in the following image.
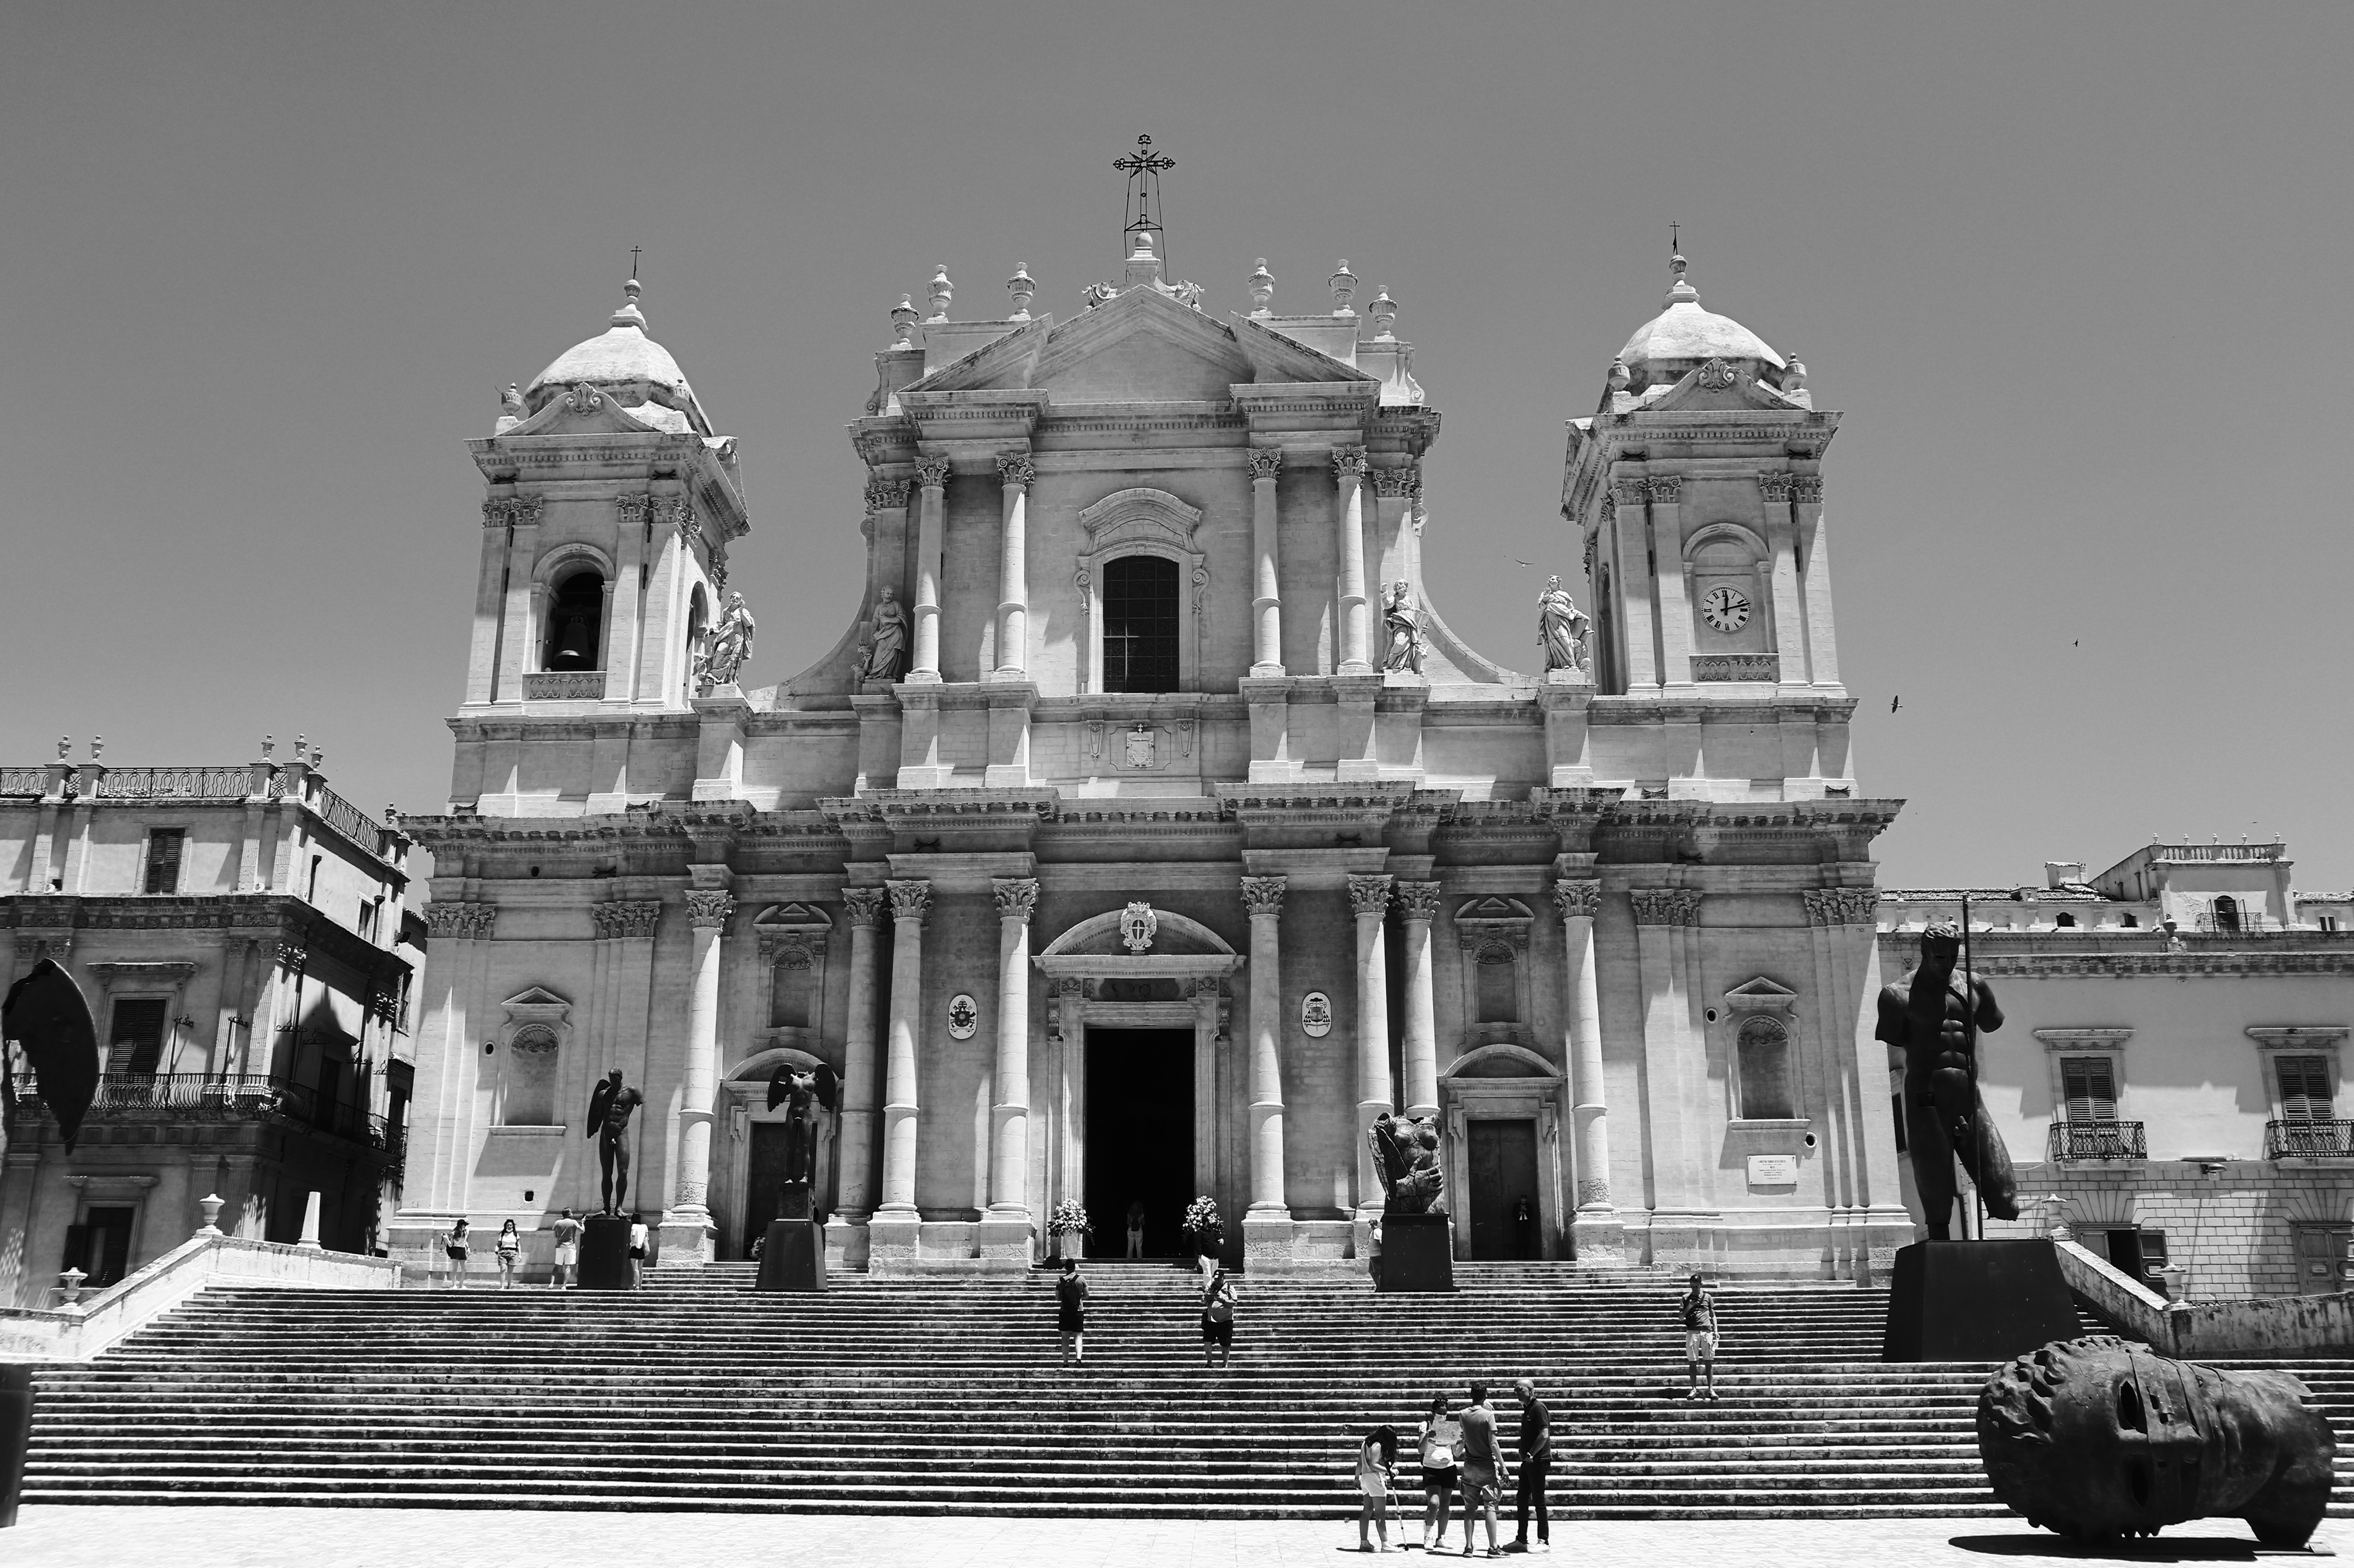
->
[1979,1335,2335,1546]
[1368,1111,1445,1215]
[766,1060,841,1188]
[1874,919,2019,1237]
[584,1069,644,1217]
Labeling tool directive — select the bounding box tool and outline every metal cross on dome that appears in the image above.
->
[1116,134,1175,255]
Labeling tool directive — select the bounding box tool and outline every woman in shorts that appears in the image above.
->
[494,1219,521,1289]
[1055,1256,1088,1367]
[627,1212,649,1287]
[441,1217,470,1289]
[1201,1265,1236,1369]
[1356,1424,1398,1552]
[1416,1393,1460,1552]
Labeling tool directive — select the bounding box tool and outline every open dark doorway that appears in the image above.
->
[1085,1027,1194,1258]
[1467,1119,1541,1260]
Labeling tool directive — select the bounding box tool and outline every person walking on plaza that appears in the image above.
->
[1056,1256,1089,1367]
[1125,1199,1146,1260]
[550,1208,581,1290]
[627,1211,649,1288]
[1505,1378,1552,1553]
[441,1216,470,1289]
[1201,1264,1236,1369]
[1457,1382,1509,1557]
[1416,1392,1461,1552]
[494,1219,521,1289]
[1680,1270,1720,1400]
[1356,1424,1399,1552]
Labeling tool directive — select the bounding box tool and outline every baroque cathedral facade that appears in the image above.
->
[392,228,1912,1280]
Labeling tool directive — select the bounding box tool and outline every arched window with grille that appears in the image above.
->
[501,1026,559,1126]
[1101,555,1179,693]
[2212,895,2242,933]
[1736,1016,1795,1119]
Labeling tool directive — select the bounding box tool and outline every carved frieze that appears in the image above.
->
[1240,875,1287,918]
[1695,358,1738,391]
[1628,888,1703,927]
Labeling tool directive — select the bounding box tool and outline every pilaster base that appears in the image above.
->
[866,1209,922,1275]
[654,1207,716,1269]
[1569,1209,1630,1264]
[824,1214,871,1273]
[1241,1210,1295,1274]
[974,1215,1036,1270]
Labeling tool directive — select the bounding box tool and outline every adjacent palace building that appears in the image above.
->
[390,230,1914,1283]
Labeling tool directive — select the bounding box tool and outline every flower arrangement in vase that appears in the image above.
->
[1048,1199,1091,1260]
[1181,1195,1223,1258]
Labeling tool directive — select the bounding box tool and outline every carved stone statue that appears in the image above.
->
[697,589,756,689]
[1538,576,1590,674]
[1876,920,2020,1238]
[766,1060,842,1189]
[1980,1336,2335,1546]
[1368,1111,1445,1215]
[860,586,907,684]
[1381,581,1424,674]
[584,1069,645,1216]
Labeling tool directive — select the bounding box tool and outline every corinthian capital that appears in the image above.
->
[1240,875,1287,918]
[865,475,911,513]
[1645,475,1683,505]
[913,455,952,490]
[1348,874,1395,918]
[1610,476,1650,507]
[1551,880,1602,921]
[592,900,662,939]
[887,879,933,923]
[842,887,890,928]
[995,453,1035,488]
[1246,448,1285,481]
[1628,888,1702,927]
[1371,464,1419,499]
[1755,471,1794,503]
[1332,446,1370,485]
[993,877,1039,922]
[1393,881,1443,922]
[684,890,736,930]
[1792,475,1824,504]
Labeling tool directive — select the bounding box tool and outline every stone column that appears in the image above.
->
[493,495,543,703]
[985,878,1036,1223]
[833,888,889,1219]
[1608,479,1657,688]
[1793,475,1840,688]
[876,880,931,1217]
[993,454,1032,678]
[1248,448,1285,675]
[663,887,732,1266]
[1552,879,1622,1255]
[467,500,512,704]
[1758,472,1805,687]
[1349,874,1395,1211]
[1630,887,1705,1257]
[1394,882,1442,1119]
[908,456,949,682]
[1648,475,1694,686]
[1334,446,1373,674]
[1241,876,1289,1219]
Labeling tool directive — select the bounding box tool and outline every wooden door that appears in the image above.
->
[1466,1120,1540,1261]
[79,1206,135,1289]
[2295,1226,2352,1294]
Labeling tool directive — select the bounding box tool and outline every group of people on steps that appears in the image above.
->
[1053,1252,1236,1369]
[434,1209,650,1288]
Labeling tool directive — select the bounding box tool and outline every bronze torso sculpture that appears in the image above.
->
[1874,921,2019,1238]
[584,1070,644,1216]
[766,1060,841,1189]
[1368,1111,1445,1215]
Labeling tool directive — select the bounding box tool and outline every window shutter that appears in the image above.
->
[105,998,170,1075]
[2062,1057,2117,1122]
[2279,1056,2334,1121]
[144,829,184,894]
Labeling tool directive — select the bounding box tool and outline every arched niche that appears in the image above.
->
[1438,1043,1569,1263]
[1685,520,1774,674]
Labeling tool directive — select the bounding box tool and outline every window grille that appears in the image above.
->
[1102,555,1179,693]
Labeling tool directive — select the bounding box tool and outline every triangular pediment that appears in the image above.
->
[900,317,1052,394]
[1231,315,1379,386]
[501,986,570,1008]
[1455,895,1534,924]
[1023,288,1258,401]
[753,901,833,930]
[1723,976,1799,1011]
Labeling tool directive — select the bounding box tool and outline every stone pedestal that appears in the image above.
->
[1882,1239,2079,1362]
[577,1214,634,1290]
[1378,1212,1456,1293]
[655,1211,714,1270]
[0,1363,31,1528]
[866,1212,921,1276]
[975,1217,1035,1270]
[756,1218,827,1291]
[1569,1211,1630,1264]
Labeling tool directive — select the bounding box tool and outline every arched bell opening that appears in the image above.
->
[543,568,606,671]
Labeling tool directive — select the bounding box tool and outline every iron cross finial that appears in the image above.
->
[1113,134,1175,177]
[630,245,642,279]
[1670,222,1680,255]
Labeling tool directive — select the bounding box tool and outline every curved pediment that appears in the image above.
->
[1444,1043,1561,1080]
[1040,905,1234,958]
[1079,487,1203,554]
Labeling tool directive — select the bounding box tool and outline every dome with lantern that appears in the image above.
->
[515,277,714,435]
[1612,254,1786,397]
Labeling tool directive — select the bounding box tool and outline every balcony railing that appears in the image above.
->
[2266,1120,2354,1158]
[0,766,47,796]
[2049,1119,2147,1161]
[1691,654,1781,683]
[88,766,254,800]
[523,671,606,701]
[9,1071,392,1153]
[0,763,396,860]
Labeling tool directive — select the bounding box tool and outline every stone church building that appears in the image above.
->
[393,230,1913,1280]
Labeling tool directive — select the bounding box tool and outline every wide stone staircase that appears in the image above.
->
[21,1261,2354,1516]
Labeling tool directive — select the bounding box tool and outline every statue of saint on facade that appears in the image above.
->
[1381,581,1424,674]
[766,1060,842,1188]
[584,1069,646,1216]
[1537,576,1590,674]
[1368,1111,1445,1214]
[859,586,907,684]
[1875,920,2020,1238]
[697,589,756,689]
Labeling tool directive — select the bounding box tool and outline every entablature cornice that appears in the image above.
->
[1584,695,1861,725]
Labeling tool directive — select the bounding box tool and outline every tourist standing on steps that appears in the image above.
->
[1457,1382,1509,1557]
[441,1217,470,1289]
[1366,1216,1384,1289]
[1505,1379,1551,1553]
[550,1209,581,1290]
[1680,1270,1720,1400]
[627,1211,649,1288]
[1125,1200,1146,1260]
[494,1219,521,1289]
[1417,1393,1461,1552]
[1201,1264,1236,1369]
[1056,1256,1089,1366]
[1356,1424,1398,1552]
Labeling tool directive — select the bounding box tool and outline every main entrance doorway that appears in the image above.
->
[741,1123,794,1256]
[1465,1120,1540,1260]
[1084,1028,1194,1258]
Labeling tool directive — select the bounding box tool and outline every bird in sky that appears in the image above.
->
[1511,557,1535,567]
[1890,695,1903,713]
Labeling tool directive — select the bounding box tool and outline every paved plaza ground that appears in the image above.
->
[0,1509,2338,1567]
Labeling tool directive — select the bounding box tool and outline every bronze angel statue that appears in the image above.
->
[767,1060,842,1187]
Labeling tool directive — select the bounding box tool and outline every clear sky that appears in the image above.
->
[4,1,2349,891]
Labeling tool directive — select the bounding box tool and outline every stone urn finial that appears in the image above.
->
[1248,258,1274,317]
[927,264,953,322]
[197,1193,225,1237]
[1006,262,1035,319]
[1329,259,1357,315]
[1368,288,1397,340]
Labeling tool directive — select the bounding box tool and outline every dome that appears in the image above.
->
[520,279,713,435]
[1615,257,1783,391]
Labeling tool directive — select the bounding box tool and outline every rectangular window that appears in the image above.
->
[2278,1055,2335,1121]
[142,829,185,894]
[2060,1057,2119,1121]
[1100,554,1180,693]
[2140,1230,2169,1271]
[105,998,169,1076]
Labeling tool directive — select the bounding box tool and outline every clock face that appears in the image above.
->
[1701,585,1751,633]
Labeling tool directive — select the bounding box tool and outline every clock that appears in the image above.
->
[1700,585,1751,634]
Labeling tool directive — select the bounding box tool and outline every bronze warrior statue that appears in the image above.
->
[767,1060,842,1187]
[1875,919,2019,1238]
[584,1068,645,1217]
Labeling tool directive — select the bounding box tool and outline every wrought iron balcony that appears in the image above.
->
[9,1071,392,1152]
[2048,1119,2147,1161]
[2266,1120,2354,1158]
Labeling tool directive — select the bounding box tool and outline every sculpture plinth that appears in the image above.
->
[0,1363,32,1528]
[1881,1239,2078,1362]
[1377,1211,1455,1293]
[576,1213,634,1291]
[755,1181,827,1291]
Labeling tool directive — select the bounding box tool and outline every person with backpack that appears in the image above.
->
[549,1208,581,1290]
[494,1219,522,1289]
[1680,1270,1720,1401]
[1201,1264,1236,1369]
[1416,1392,1461,1552]
[1356,1424,1399,1552]
[1055,1256,1089,1367]
[1125,1199,1146,1260]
